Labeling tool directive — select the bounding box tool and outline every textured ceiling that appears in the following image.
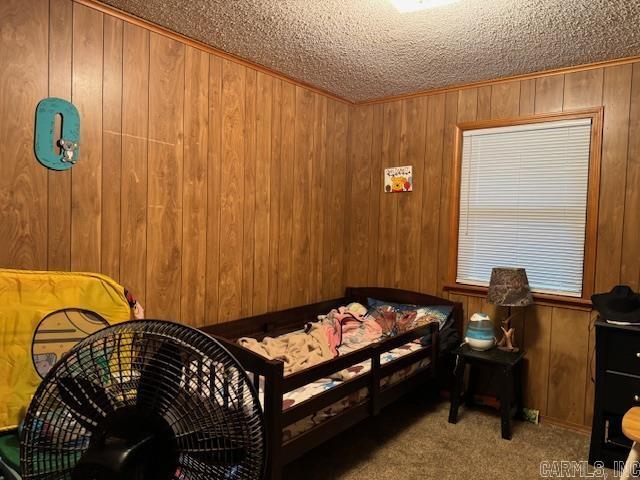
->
[100,0,640,102]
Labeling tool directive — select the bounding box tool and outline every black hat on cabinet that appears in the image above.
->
[591,285,640,323]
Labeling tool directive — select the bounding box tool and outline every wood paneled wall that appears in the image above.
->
[0,0,350,325]
[346,64,640,428]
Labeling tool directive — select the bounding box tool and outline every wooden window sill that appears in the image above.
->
[444,283,593,311]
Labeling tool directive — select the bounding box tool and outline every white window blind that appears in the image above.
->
[456,118,592,297]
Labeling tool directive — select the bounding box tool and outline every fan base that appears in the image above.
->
[73,406,178,480]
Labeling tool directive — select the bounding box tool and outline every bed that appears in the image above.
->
[201,287,463,480]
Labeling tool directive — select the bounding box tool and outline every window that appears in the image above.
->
[451,110,602,299]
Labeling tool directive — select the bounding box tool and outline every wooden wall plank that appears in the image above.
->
[101,15,123,280]
[457,88,477,122]
[267,79,282,310]
[448,293,468,324]
[522,305,553,416]
[366,105,384,285]
[47,0,72,271]
[377,101,402,287]
[146,33,184,319]
[595,65,633,292]
[181,46,209,327]
[346,105,374,286]
[477,85,492,120]
[276,82,296,309]
[480,298,507,337]
[519,79,536,116]
[253,72,273,314]
[419,94,445,295]
[309,95,328,300]
[321,99,336,298]
[621,62,640,290]
[396,97,428,290]
[465,296,483,332]
[218,59,246,321]
[547,308,591,425]
[0,0,48,270]
[535,75,565,113]
[290,87,315,305]
[205,55,222,323]
[457,88,478,123]
[327,102,349,298]
[563,69,604,110]
[436,92,459,295]
[120,22,149,304]
[71,4,103,272]
[241,68,257,317]
[491,81,520,119]
[584,310,598,427]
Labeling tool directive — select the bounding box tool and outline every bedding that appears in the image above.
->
[238,302,384,374]
[367,297,454,338]
[238,323,334,376]
[277,312,459,441]
[240,300,453,442]
[281,340,429,441]
[319,303,383,355]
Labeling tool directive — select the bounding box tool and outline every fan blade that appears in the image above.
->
[183,442,247,467]
[175,408,249,467]
[137,340,184,414]
[57,376,115,432]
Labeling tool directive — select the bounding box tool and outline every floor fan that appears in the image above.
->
[19,320,265,480]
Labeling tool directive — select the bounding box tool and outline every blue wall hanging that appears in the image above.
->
[34,97,80,171]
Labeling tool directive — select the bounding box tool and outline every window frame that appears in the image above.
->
[446,107,604,307]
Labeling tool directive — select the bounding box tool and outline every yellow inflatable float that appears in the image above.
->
[0,269,140,432]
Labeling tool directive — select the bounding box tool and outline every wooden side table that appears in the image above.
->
[448,343,525,440]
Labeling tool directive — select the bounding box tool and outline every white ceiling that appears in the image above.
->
[100,0,640,102]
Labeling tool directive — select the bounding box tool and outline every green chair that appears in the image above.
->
[0,430,21,480]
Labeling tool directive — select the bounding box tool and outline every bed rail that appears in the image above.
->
[202,297,348,340]
[281,321,437,392]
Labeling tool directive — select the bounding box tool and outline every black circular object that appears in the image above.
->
[21,320,265,480]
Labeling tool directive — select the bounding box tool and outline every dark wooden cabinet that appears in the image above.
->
[589,319,640,468]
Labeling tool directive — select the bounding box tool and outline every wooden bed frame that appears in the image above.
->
[201,287,463,480]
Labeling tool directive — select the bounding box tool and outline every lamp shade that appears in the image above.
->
[487,267,534,307]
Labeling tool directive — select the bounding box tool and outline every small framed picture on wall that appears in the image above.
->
[384,165,413,193]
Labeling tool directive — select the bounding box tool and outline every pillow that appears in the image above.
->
[366,297,454,331]
[367,305,396,335]
[413,305,454,330]
[395,310,418,334]
[367,297,419,313]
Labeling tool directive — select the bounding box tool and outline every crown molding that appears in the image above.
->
[356,55,640,105]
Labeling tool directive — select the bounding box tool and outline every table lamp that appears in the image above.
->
[487,267,533,352]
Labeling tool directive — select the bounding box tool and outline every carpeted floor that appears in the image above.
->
[283,391,608,479]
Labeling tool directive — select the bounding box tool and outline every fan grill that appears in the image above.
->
[21,320,265,480]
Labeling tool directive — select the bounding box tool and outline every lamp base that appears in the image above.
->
[497,325,518,352]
